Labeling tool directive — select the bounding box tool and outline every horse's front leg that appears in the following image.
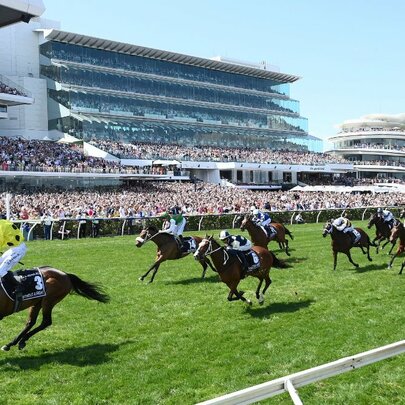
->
[388,241,397,255]
[366,245,372,261]
[333,251,338,271]
[200,260,208,279]
[388,252,399,269]
[17,305,54,350]
[149,263,161,283]
[139,263,156,281]
[255,278,263,303]
[346,251,359,268]
[399,259,405,275]
[2,303,41,351]
[284,240,290,256]
[381,239,391,251]
[227,284,251,305]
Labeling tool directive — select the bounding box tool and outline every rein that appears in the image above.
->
[136,229,160,245]
[199,240,230,266]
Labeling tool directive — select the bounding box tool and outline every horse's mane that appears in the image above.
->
[146,225,159,233]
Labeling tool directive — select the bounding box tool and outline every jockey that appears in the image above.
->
[332,216,360,244]
[219,230,252,273]
[0,220,26,292]
[252,208,277,237]
[252,209,271,227]
[377,208,395,228]
[160,211,187,241]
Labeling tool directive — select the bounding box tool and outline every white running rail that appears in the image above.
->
[196,340,405,405]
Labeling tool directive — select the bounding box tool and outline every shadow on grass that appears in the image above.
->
[355,263,391,273]
[0,341,130,370]
[166,274,218,285]
[246,299,314,318]
[281,256,308,266]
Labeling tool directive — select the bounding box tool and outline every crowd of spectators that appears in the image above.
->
[1,182,404,221]
[90,140,351,165]
[0,81,26,97]
[0,137,173,175]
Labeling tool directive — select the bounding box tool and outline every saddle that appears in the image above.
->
[262,225,277,239]
[1,268,46,303]
[228,249,261,277]
[179,236,197,254]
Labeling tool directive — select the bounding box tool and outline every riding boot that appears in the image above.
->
[2,272,23,312]
[240,252,251,276]
[350,232,357,245]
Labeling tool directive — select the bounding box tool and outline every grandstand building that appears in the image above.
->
[0,15,353,188]
[327,113,405,181]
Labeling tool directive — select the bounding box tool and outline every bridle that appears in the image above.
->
[194,238,230,265]
[323,222,333,236]
[135,228,158,245]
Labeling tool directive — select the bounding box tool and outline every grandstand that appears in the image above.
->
[327,113,405,181]
[0,15,357,189]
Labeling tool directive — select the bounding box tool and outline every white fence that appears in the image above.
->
[196,340,405,405]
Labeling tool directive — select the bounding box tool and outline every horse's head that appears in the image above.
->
[367,212,378,229]
[194,235,215,260]
[135,225,159,247]
[322,221,333,238]
[240,214,253,231]
[234,215,244,228]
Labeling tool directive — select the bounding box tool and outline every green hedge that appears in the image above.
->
[18,206,404,240]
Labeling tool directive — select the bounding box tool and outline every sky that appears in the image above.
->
[41,0,405,147]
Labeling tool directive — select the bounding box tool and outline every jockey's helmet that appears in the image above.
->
[250,206,256,211]
[377,208,383,214]
[252,209,259,216]
[160,212,170,219]
[219,230,230,240]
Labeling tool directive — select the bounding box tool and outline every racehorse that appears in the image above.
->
[367,212,396,254]
[239,214,293,256]
[388,221,405,274]
[193,236,289,305]
[0,266,109,351]
[322,221,375,271]
[135,225,214,283]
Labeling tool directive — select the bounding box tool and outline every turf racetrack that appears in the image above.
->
[1,221,404,404]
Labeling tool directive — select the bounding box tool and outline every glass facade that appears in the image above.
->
[40,40,320,151]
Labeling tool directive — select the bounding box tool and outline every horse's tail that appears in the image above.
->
[270,251,290,269]
[67,273,110,303]
[284,225,294,240]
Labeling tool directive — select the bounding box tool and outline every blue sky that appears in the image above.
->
[42,0,405,147]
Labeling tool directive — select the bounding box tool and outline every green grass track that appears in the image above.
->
[0,221,404,404]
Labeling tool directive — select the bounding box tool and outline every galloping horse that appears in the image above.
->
[367,212,396,254]
[322,221,375,271]
[0,266,109,351]
[135,225,214,283]
[194,236,289,305]
[388,221,405,274]
[239,214,293,256]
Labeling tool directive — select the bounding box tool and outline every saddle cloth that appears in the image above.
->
[246,250,261,271]
[261,225,277,239]
[1,268,46,301]
[181,237,197,253]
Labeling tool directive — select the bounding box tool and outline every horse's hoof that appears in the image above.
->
[355,264,359,268]
[18,342,26,350]
[247,300,252,306]
[138,277,144,282]
[1,345,10,352]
